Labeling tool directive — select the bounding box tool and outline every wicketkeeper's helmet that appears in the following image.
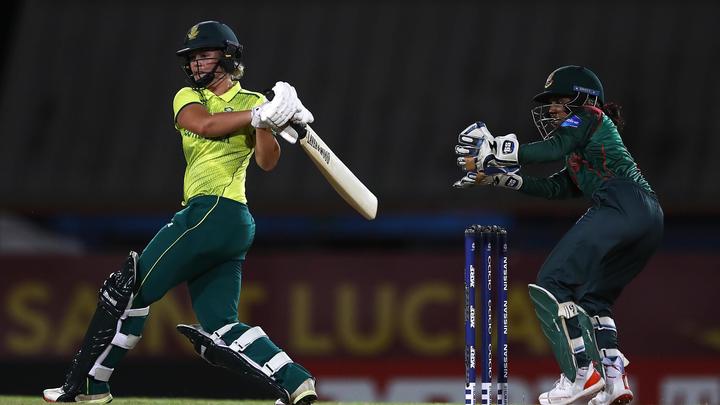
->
[533,65,604,105]
[531,65,604,139]
[176,21,243,88]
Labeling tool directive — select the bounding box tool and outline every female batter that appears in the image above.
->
[44,21,316,405]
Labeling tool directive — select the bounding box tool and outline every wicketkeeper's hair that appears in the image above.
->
[602,102,625,132]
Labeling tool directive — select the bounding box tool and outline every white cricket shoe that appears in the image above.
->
[275,378,317,405]
[539,366,605,404]
[589,357,634,405]
[43,386,112,403]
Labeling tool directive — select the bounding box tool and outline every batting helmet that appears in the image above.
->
[177,21,243,88]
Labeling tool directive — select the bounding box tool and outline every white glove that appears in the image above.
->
[275,96,314,144]
[251,81,300,129]
[455,122,494,156]
[453,169,523,190]
[455,122,496,170]
[456,134,520,170]
[291,99,314,125]
[492,134,519,166]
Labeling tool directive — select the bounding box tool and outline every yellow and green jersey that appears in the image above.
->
[518,106,653,199]
[172,82,266,205]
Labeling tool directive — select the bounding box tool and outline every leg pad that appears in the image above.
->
[177,323,290,403]
[57,251,139,400]
[529,284,605,381]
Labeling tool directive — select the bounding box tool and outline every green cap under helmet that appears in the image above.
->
[533,65,604,105]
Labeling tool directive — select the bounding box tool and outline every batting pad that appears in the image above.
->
[177,323,290,403]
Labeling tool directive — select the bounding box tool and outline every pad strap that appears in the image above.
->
[230,326,267,351]
[262,351,292,376]
[601,348,630,367]
[122,306,149,320]
[111,333,142,350]
[211,322,239,343]
[89,364,114,382]
[570,337,585,354]
[591,316,617,331]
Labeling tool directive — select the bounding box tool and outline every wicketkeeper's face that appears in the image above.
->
[548,96,572,123]
[547,96,573,121]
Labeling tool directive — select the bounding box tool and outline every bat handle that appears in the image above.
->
[289,124,308,140]
[264,89,308,140]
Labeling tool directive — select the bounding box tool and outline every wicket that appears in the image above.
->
[464,225,509,405]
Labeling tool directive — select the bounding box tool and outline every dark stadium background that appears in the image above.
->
[1,1,718,403]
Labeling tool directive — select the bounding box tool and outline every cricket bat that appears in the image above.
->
[279,123,378,220]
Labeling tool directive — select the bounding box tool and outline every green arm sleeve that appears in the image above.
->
[519,168,582,200]
[518,110,599,164]
[519,135,574,163]
[518,131,584,164]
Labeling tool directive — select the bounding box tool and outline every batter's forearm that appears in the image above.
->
[197,111,253,138]
[254,128,281,171]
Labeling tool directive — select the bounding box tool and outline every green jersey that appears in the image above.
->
[172,82,266,205]
[518,106,652,199]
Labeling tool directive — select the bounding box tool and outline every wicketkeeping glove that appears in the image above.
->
[452,168,523,190]
[455,121,494,157]
[490,133,519,166]
[455,122,520,169]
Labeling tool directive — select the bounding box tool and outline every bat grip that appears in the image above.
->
[264,89,308,139]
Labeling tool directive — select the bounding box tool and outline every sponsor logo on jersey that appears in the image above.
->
[561,114,582,128]
[505,178,519,188]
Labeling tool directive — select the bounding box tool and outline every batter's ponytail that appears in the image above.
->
[602,102,625,132]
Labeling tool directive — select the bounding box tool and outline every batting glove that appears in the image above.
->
[291,99,314,125]
[251,81,300,129]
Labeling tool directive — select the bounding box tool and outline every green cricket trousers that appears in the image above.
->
[98,195,311,393]
[536,178,663,351]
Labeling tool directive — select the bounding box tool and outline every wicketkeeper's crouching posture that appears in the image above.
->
[454,66,663,405]
[44,21,317,405]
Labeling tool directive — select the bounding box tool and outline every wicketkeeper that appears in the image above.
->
[454,65,663,405]
[44,21,316,405]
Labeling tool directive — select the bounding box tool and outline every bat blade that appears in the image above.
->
[286,125,378,220]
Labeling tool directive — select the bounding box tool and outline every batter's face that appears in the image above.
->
[187,49,224,80]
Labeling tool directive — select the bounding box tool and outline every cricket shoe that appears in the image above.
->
[588,357,633,405]
[539,366,604,404]
[43,381,112,403]
[275,378,317,405]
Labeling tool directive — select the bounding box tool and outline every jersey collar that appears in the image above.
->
[201,82,242,102]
